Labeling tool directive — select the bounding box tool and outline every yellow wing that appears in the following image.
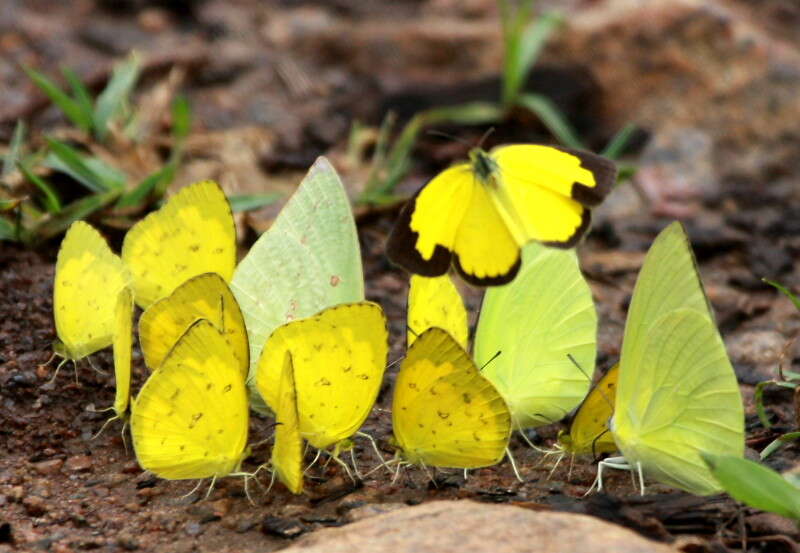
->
[407,275,468,349]
[387,146,615,286]
[255,302,388,450]
[54,221,130,361]
[122,181,236,309]
[138,273,248,374]
[392,328,511,468]
[489,145,615,247]
[271,351,304,494]
[112,288,134,419]
[557,363,619,456]
[131,319,249,480]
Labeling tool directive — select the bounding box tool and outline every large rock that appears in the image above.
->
[282,500,677,553]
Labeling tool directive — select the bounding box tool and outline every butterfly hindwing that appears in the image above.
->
[407,274,468,349]
[138,272,248,374]
[558,363,619,456]
[112,287,134,419]
[392,328,511,469]
[122,180,236,309]
[271,351,304,494]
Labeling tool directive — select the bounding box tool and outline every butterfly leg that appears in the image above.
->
[303,448,323,475]
[48,357,70,385]
[90,414,119,440]
[463,468,469,482]
[636,461,646,496]
[505,447,523,482]
[180,479,204,500]
[589,456,631,495]
[517,428,549,453]
[330,453,357,484]
[546,451,565,480]
[356,431,392,476]
[567,454,576,482]
[204,475,218,499]
[86,355,107,376]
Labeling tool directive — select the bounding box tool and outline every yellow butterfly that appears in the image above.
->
[122,180,236,309]
[557,363,619,457]
[53,221,130,372]
[392,328,511,469]
[270,351,304,494]
[255,302,388,452]
[406,274,468,349]
[387,145,616,286]
[138,273,248,373]
[131,319,249,480]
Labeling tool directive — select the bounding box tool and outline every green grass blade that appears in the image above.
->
[703,453,800,520]
[93,53,141,141]
[2,120,26,177]
[754,380,774,429]
[764,278,800,312]
[228,193,282,213]
[0,216,17,241]
[761,432,800,460]
[62,67,95,121]
[517,93,585,149]
[18,161,61,214]
[0,198,22,212]
[116,165,174,209]
[44,138,117,192]
[513,12,562,103]
[23,66,92,133]
[31,189,120,242]
[601,123,638,160]
[171,96,191,142]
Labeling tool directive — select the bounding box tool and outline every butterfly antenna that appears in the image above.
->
[505,447,523,482]
[478,350,502,372]
[425,130,472,147]
[406,324,419,339]
[515,423,549,453]
[567,353,591,381]
[476,127,495,149]
[386,355,405,370]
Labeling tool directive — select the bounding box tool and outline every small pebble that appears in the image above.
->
[22,495,47,516]
[32,459,63,476]
[261,516,305,539]
[64,455,92,473]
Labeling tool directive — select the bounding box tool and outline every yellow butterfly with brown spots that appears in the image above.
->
[131,319,249,481]
[270,351,304,494]
[255,302,388,452]
[392,327,511,469]
[122,180,236,309]
[387,145,616,286]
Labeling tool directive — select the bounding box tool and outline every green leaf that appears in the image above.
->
[761,432,800,460]
[23,66,92,133]
[44,138,122,192]
[0,198,22,211]
[517,93,585,149]
[93,53,141,141]
[764,279,800,312]
[703,453,800,520]
[18,161,61,214]
[2,120,26,178]
[602,123,638,160]
[228,193,282,213]
[62,67,94,121]
[31,189,120,242]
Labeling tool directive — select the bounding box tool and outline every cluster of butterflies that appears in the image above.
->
[51,145,744,498]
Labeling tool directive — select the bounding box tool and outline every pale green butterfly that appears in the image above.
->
[231,157,365,413]
[593,221,744,496]
[473,242,598,431]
